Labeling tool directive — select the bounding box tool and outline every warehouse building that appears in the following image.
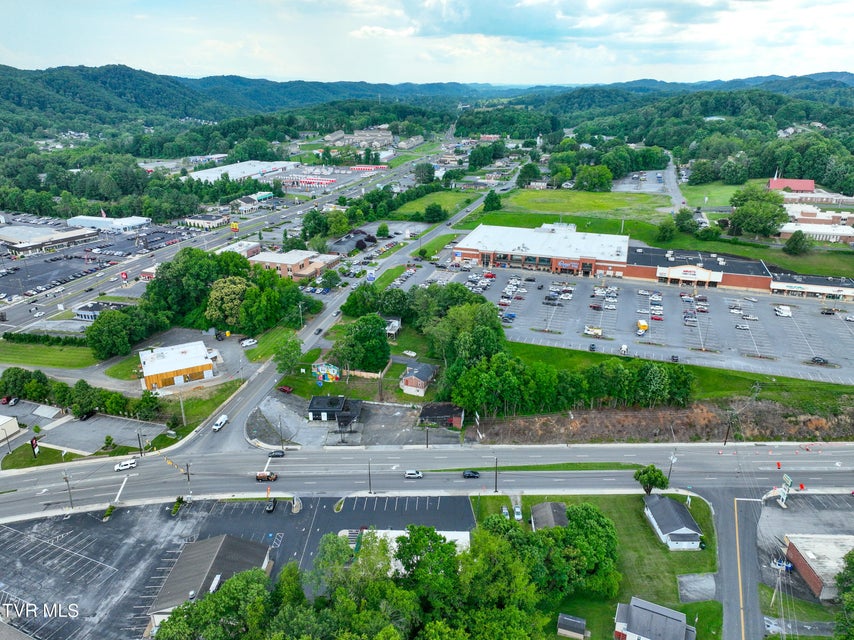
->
[139,341,215,391]
[785,534,854,601]
[0,225,98,256]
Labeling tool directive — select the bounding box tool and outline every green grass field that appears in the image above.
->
[373,265,406,290]
[394,191,475,216]
[105,356,141,380]
[1,444,83,470]
[679,179,767,208]
[0,342,98,368]
[414,233,458,259]
[757,583,838,622]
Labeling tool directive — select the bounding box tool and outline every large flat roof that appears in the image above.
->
[458,223,629,262]
[628,246,772,277]
[786,534,854,583]
[139,341,211,377]
[188,161,300,183]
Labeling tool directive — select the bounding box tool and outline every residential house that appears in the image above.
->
[399,363,436,397]
[530,502,569,532]
[643,495,702,550]
[614,597,696,640]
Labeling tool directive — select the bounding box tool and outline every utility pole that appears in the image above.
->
[185,461,190,483]
[425,427,429,449]
[136,431,144,457]
[368,459,373,495]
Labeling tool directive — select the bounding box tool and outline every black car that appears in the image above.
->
[268,450,285,458]
[588,344,597,352]
[820,309,835,315]
[462,470,480,479]
[79,410,96,421]
[811,356,828,365]
[265,498,277,513]
[314,328,323,335]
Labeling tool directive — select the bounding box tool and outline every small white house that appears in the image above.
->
[643,495,701,551]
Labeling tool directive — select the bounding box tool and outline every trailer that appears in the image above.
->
[583,325,603,337]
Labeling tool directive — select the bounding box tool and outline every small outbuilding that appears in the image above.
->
[307,395,362,423]
[418,403,464,428]
[531,502,569,532]
[556,613,589,639]
[643,494,702,551]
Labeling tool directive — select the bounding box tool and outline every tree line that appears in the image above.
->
[85,247,320,359]
[156,504,621,640]
[338,282,695,416]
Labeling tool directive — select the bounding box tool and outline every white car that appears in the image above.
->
[33,311,45,318]
[109,277,118,282]
[559,293,573,300]
[729,308,743,315]
[743,296,758,302]
[240,338,258,348]
[637,308,649,314]
[638,289,651,296]
[604,304,617,310]
[846,316,854,322]
[735,324,750,330]
[114,458,137,472]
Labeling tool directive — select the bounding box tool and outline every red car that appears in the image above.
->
[277,385,294,394]
[0,396,9,405]
[484,272,496,279]
[651,314,664,321]
[498,300,511,307]
[513,295,525,300]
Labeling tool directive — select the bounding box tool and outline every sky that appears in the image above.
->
[1,0,850,86]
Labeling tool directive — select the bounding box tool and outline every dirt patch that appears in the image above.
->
[475,400,854,445]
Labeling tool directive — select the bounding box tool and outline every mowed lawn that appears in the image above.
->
[504,189,671,217]
[394,191,475,216]
[0,342,98,368]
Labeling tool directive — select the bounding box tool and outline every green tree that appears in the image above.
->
[835,549,854,640]
[86,310,132,359]
[730,200,787,237]
[327,210,350,237]
[204,276,250,328]
[282,235,307,251]
[341,283,380,317]
[320,269,341,289]
[656,217,677,242]
[719,159,748,185]
[346,314,390,372]
[783,229,812,255]
[414,163,435,184]
[516,162,541,188]
[573,165,612,192]
[377,222,390,238]
[309,533,354,595]
[71,379,100,418]
[308,235,328,253]
[395,525,462,620]
[482,190,501,212]
[563,503,621,597]
[674,208,699,233]
[423,203,447,223]
[634,464,670,495]
[687,160,716,185]
[273,331,302,375]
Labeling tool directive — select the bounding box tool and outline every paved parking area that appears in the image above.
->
[401,261,854,383]
[0,496,475,639]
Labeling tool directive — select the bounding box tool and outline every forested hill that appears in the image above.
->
[171,76,523,112]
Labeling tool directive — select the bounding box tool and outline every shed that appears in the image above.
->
[556,613,588,639]
[531,502,569,532]
[149,535,270,631]
[418,403,464,428]
[643,495,701,550]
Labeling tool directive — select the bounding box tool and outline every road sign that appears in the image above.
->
[782,474,793,487]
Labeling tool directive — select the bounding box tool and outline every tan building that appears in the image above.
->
[215,241,262,259]
[139,341,214,391]
[249,250,340,281]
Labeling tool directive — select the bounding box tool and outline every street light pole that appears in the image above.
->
[667,450,678,481]
[136,430,144,457]
[62,472,73,509]
[493,457,498,494]
[368,458,373,495]
[1,427,11,454]
[185,461,191,483]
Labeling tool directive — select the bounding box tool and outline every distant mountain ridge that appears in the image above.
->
[0,64,851,137]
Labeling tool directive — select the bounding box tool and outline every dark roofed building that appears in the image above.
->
[557,613,588,639]
[643,495,701,550]
[308,395,363,422]
[418,402,464,428]
[74,301,129,321]
[149,534,270,630]
[531,502,569,531]
[614,597,696,640]
[328,229,369,256]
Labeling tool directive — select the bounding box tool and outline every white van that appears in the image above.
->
[404,470,423,479]
[212,414,228,432]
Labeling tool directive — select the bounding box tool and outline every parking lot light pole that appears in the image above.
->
[1,427,11,454]
[136,430,144,457]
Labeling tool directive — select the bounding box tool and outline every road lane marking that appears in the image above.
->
[114,475,129,503]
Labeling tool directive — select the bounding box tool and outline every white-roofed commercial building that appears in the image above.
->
[453,223,629,276]
[67,215,151,232]
[139,341,214,391]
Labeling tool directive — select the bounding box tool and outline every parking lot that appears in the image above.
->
[403,259,854,383]
[0,496,475,639]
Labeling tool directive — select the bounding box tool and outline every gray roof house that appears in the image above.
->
[556,613,588,639]
[399,363,437,397]
[149,535,270,631]
[643,495,702,550]
[531,502,569,531]
[614,597,696,640]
